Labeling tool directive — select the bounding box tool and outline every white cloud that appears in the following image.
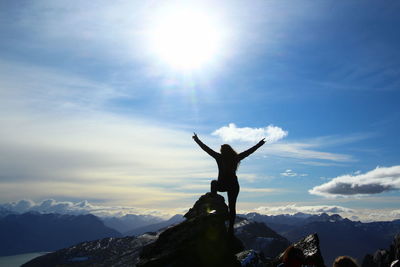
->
[0,199,176,218]
[1,199,92,214]
[281,169,308,177]
[281,169,297,176]
[309,166,400,198]
[212,123,288,143]
[280,169,308,177]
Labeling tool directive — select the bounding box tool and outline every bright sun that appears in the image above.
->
[147,8,224,70]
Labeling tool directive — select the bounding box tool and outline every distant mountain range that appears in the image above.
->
[124,214,184,236]
[0,212,121,256]
[102,214,165,234]
[1,208,399,265]
[234,217,290,258]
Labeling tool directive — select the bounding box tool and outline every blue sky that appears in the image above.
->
[0,0,399,221]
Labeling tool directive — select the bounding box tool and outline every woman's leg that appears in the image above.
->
[227,184,239,235]
[210,180,219,194]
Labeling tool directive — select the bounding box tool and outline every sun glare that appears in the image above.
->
[147,8,224,70]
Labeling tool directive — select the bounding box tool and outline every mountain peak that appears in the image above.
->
[293,212,312,218]
[184,192,229,220]
[328,214,343,222]
[138,192,242,266]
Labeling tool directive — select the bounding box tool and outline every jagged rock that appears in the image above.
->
[234,217,290,258]
[22,234,158,267]
[362,235,400,267]
[392,235,400,262]
[362,254,375,267]
[137,193,242,267]
[184,192,229,220]
[279,233,326,267]
[374,250,391,267]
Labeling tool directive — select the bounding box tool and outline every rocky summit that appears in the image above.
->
[291,234,326,267]
[184,192,230,220]
[137,192,242,267]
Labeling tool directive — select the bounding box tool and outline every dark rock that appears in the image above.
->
[184,192,229,220]
[393,234,400,261]
[362,254,375,267]
[279,233,326,267]
[362,235,400,267]
[374,250,391,267]
[138,193,242,267]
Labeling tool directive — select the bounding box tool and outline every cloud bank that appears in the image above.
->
[212,123,288,143]
[0,199,173,218]
[309,166,400,197]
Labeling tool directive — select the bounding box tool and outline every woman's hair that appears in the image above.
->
[333,256,358,267]
[220,144,239,171]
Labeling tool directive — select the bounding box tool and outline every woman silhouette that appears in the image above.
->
[192,133,265,235]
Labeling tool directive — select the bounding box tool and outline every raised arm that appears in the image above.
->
[192,133,219,159]
[238,138,266,161]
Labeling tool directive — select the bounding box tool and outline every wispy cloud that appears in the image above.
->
[309,166,400,198]
[280,169,308,177]
[266,142,354,162]
[241,187,280,193]
[3,1,149,63]
[0,60,123,112]
[212,123,288,143]
[0,59,213,207]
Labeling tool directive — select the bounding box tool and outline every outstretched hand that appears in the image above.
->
[192,132,199,141]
